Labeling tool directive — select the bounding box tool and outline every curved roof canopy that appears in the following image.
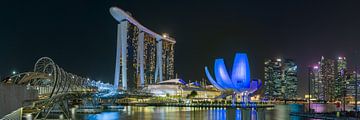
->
[158,79,182,85]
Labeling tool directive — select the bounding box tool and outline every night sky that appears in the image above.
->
[1,0,360,97]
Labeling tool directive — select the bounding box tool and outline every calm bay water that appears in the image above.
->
[77,104,327,120]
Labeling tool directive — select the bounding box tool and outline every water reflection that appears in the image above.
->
[81,105,309,120]
[85,112,119,120]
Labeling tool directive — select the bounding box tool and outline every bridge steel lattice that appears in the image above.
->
[1,57,97,119]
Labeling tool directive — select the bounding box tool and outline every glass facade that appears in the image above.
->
[334,57,347,100]
[319,57,336,101]
[310,64,321,100]
[264,58,298,100]
[311,56,338,101]
[162,40,175,80]
[283,59,298,99]
[126,22,140,91]
[344,69,360,101]
[143,33,157,85]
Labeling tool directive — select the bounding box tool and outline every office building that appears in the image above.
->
[264,58,298,100]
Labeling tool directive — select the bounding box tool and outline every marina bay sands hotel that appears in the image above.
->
[110,7,176,91]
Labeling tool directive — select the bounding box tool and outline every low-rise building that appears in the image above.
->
[142,79,220,98]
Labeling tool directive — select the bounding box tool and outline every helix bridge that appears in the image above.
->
[0,57,119,119]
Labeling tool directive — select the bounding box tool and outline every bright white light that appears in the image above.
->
[276,58,282,62]
[12,71,16,75]
[48,74,52,76]
[338,57,343,60]
[313,66,319,69]
[162,33,168,38]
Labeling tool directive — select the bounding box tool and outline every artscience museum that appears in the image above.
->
[205,53,262,104]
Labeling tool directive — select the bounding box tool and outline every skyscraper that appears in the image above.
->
[264,58,298,100]
[110,7,176,91]
[344,69,360,100]
[334,57,347,100]
[311,56,336,101]
[310,65,321,100]
[283,59,298,99]
[320,56,336,101]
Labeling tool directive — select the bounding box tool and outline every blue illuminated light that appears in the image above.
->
[205,66,225,91]
[205,53,262,94]
[178,79,187,85]
[85,112,119,120]
[192,81,201,87]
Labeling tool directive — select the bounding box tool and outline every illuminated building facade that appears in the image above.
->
[283,59,298,99]
[319,57,336,101]
[162,40,175,80]
[142,79,221,98]
[264,58,298,100]
[340,69,356,99]
[344,69,360,101]
[143,33,157,85]
[311,56,336,101]
[310,64,321,100]
[334,57,347,100]
[110,7,176,91]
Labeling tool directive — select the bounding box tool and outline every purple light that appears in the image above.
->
[313,66,319,69]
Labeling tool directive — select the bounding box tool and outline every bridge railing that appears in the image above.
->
[34,86,53,95]
[0,108,22,120]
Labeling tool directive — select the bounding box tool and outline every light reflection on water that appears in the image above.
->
[85,112,119,120]
[81,105,318,120]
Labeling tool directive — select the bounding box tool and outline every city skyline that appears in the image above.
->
[2,0,360,97]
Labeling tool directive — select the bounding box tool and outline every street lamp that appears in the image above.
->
[12,70,17,75]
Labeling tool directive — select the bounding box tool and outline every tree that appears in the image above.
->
[187,90,198,99]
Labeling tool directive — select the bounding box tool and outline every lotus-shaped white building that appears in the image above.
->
[205,53,262,103]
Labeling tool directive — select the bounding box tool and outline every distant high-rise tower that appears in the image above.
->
[320,56,336,101]
[310,64,321,100]
[311,56,336,101]
[264,58,298,100]
[345,68,360,100]
[283,59,298,99]
[334,57,347,100]
[110,7,176,91]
